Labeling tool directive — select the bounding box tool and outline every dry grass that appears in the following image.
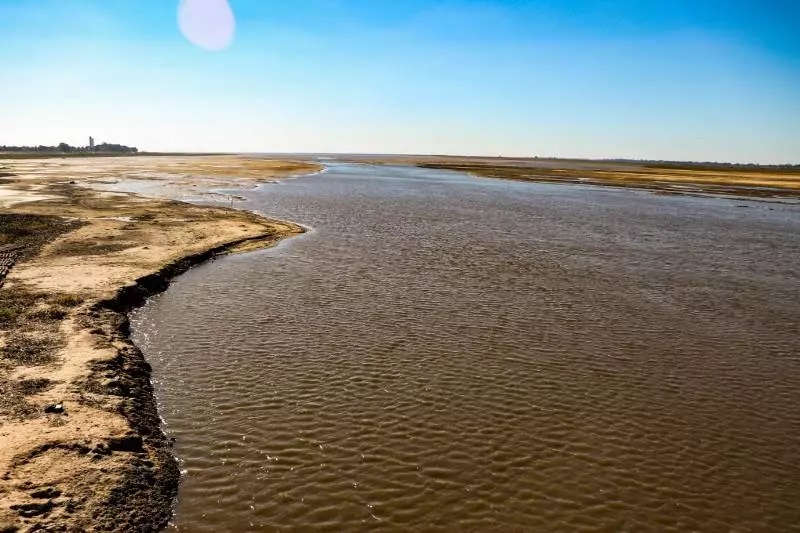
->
[0,214,82,260]
[0,378,40,420]
[25,307,68,321]
[0,287,49,323]
[0,217,77,423]
[0,308,19,323]
[50,294,83,307]
[16,378,55,395]
[0,378,55,421]
[1,332,62,366]
[0,287,77,327]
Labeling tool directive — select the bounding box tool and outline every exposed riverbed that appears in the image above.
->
[132,163,800,531]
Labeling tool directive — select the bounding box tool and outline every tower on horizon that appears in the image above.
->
[89,136,95,151]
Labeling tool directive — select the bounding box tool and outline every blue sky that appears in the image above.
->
[1,0,798,162]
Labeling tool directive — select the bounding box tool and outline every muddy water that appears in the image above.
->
[131,164,800,532]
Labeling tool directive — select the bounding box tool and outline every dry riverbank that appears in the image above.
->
[0,156,320,531]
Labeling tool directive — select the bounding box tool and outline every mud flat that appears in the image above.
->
[0,156,320,531]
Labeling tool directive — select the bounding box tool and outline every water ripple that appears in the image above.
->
[132,164,800,531]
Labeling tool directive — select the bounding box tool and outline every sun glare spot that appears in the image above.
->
[178,0,235,51]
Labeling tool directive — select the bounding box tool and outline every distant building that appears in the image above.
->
[89,136,95,151]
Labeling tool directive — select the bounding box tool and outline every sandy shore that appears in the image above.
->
[0,155,321,531]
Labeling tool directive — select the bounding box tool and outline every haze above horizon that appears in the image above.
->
[1,0,798,163]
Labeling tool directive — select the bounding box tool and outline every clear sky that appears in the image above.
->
[1,0,798,162]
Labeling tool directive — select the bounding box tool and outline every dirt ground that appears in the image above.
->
[0,155,320,532]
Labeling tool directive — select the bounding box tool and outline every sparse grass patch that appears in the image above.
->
[16,377,55,395]
[0,286,71,348]
[0,216,56,242]
[0,287,48,328]
[0,213,83,261]
[0,377,40,420]
[1,332,61,365]
[0,307,19,323]
[26,307,68,322]
[50,293,83,307]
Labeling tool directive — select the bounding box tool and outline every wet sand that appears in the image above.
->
[0,155,319,531]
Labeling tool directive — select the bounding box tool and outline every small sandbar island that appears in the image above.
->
[0,154,320,531]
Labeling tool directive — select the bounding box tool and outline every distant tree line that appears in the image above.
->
[528,156,800,173]
[0,142,138,154]
[640,161,800,173]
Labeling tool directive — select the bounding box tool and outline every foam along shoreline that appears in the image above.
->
[0,156,319,531]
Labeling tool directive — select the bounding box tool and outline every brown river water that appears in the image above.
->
[130,163,800,532]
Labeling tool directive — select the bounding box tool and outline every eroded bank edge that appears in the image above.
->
[80,228,304,530]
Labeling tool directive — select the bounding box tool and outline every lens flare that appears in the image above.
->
[178,0,235,51]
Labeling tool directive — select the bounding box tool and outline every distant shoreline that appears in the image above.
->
[0,151,228,160]
[2,151,797,171]
[330,154,800,200]
[3,150,798,199]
